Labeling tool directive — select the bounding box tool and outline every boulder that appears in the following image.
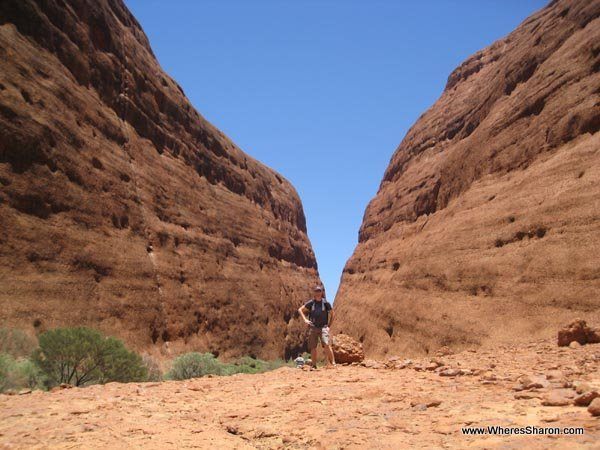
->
[541,390,573,407]
[518,375,550,390]
[331,334,364,364]
[557,319,600,347]
[574,391,599,407]
[588,398,600,417]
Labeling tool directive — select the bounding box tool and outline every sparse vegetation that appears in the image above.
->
[226,356,292,375]
[0,327,291,391]
[32,327,147,387]
[0,353,46,392]
[167,352,228,380]
[167,352,293,380]
[142,354,163,382]
[0,328,37,358]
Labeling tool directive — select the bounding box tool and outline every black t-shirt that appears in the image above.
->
[304,299,332,328]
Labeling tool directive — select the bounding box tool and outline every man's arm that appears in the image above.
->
[327,309,334,327]
[298,305,312,325]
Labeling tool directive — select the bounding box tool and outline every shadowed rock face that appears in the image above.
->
[334,0,600,357]
[0,0,319,359]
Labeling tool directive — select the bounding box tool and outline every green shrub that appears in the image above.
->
[32,327,147,387]
[167,352,226,380]
[167,353,294,379]
[225,357,292,375]
[0,353,46,392]
[0,328,37,358]
[0,353,16,392]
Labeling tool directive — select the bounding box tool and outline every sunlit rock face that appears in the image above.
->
[0,0,320,359]
[334,0,600,357]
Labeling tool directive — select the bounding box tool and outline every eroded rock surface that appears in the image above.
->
[0,0,319,359]
[334,0,600,357]
[331,333,365,364]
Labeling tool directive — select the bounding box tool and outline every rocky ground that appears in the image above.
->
[1,340,599,449]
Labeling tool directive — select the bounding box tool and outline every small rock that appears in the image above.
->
[436,346,453,357]
[392,361,409,370]
[541,391,571,406]
[362,359,384,369]
[545,370,565,381]
[412,404,428,412]
[574,391,599,407]
[515,392,542,400]
[439,368,461,377]
[18,389,32,395]
[541,416,560,423]
[410,398,442,408]
[519,375,550,390]
[481,371,496,381]
[574,382,593,394]
[588,398,600,416]
[569,341,581,349]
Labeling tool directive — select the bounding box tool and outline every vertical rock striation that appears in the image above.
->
[0,0,319,359]
[335,0,600,357]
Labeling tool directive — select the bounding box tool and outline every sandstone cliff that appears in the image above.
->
[0,0,319,359]
[334,0,600,357]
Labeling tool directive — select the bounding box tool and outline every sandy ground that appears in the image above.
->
[1,340,599,449]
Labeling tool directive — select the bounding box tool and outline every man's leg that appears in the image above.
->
[322,328,336,366]
[324,344,335,365]
[311,347,318,368]
[308,327,318,368]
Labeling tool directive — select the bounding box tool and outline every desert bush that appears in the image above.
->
[167,352,226,380]
[0,353,46,392]
[226,357,291,375]
[32,327,147,387]
[0,328,37,358]
[142,354,163,381]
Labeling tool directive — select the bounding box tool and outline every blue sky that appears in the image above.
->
[125,0,547,300]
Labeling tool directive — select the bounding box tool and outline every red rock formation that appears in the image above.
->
[557,319,600,346]
[331,333,365,364]
[334,0,600,357]
[0,0,319,359]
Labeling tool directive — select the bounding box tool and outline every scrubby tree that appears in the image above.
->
[0,328,37,358]
[0,353,46,392]
[168,352,225,380]
[32,327,147,386]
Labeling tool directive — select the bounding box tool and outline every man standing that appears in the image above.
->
[298,286,336,367]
